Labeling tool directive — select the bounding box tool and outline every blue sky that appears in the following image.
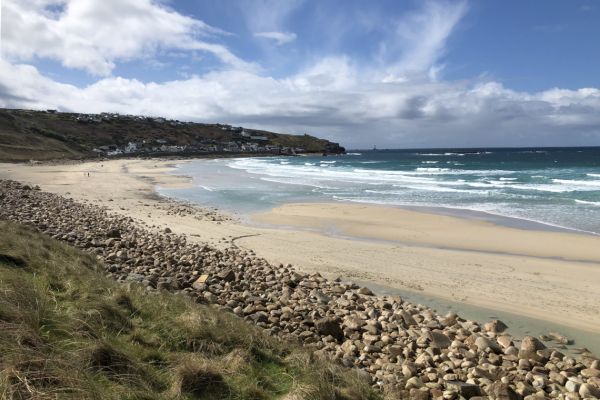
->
[1,0,600,148]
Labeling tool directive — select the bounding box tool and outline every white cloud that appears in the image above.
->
[1,0,254,75]
[254,31,297,45]
[241,0,304,33]
[2,58,600,148]
[0,0,599,149]
[381,0,468,81]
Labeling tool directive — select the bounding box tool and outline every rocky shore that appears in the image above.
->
[1,179,599,400]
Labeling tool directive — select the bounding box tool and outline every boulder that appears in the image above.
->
[496,335,513,349]
[519,336,546,359]
[475,336,502,354]
[579,383,600,398]
[357,287,374,296]
[399,310,418,326]
[315,318,343,341]
[485,382,522,400]
[343,316,364,331]
[192,274,209,290]
[203,291,218,303]
[217,269,235,282]
[106,228,121,238]
[409,388,430,400]
[581,368,600,378]
[251,311,269,324]
[405,376,425,389]
[548,331,572,345]
[484,319,508,333]
[445,381,481,399]
[430,330,452,349]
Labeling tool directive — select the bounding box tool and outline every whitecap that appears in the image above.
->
[575,199,600,206]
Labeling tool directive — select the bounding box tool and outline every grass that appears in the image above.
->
[0,109,342,162]
[0,221,380,400]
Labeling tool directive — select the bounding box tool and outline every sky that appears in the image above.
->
[1,0,600,149]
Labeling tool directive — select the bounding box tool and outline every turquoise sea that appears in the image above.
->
[159,147,600,234]
[158,148,600,352]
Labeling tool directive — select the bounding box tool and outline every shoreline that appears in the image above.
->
[162,156,600,237]
[1,158,600,345]
[6,179,600,397]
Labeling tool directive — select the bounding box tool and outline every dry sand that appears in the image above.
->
[1,158,599,336]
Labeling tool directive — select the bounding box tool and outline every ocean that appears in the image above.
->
[158,147,600,234]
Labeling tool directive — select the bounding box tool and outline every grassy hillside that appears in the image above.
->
[0,112,86,161]
[0,221,378,400]
[0,109,344,162]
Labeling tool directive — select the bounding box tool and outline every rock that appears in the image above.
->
[406,376,425,389]
[581,368,600,378]
[431,330,452,349]
[203,291,218,303]
[409,388,431,400]
[217,269,235,282]
[233,306,243,316]
[164,227,172,233]
[402,363,416,378]
[565,380,581,393]
[388,345,403,358]
[475,336,501,353]
[251,311,269,324]
[125,273,145,283]
[363,344,380,354]
[579,383,600,398]
[312,290,331,304]
[315,318,343,341]
[486,381,522,400]
[445,381,481,399]
[548,331,572,345]
[484,319,508,333]
[357,287,374,296]
[399,310,417,326]
[192,274,209,290]
[519,336,546,359]
[343,316,364,331]
[497,335,513,349]
[106,228,121,238]
[442,312,458,326]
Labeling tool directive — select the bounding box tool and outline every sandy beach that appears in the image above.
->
[1,158,599,337]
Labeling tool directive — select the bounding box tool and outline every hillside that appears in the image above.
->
[0,108,345,162]
[0,220,377,399]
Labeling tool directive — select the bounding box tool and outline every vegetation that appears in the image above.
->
[0,221,379,400]
[0,109,344,162]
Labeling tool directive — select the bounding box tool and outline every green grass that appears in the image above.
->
[0,109,342,162]
[0,221,380,400]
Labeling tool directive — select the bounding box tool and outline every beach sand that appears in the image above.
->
[1,158,599,338]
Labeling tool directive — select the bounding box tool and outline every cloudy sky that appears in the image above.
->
[1,0,600,149]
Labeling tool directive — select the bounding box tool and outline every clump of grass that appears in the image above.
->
[170,358,228,398]
[0,221,381,399]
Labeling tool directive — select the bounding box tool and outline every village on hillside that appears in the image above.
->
[68,112,303,156]
[34,110,347,157]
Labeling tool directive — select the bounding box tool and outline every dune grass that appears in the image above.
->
[0,221,381,400]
